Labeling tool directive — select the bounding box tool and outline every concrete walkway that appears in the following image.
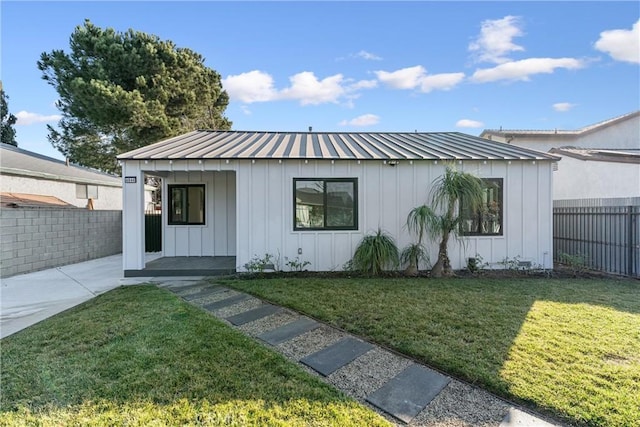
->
[1,255,565,426]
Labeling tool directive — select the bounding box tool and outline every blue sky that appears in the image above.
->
[2,1,639,161]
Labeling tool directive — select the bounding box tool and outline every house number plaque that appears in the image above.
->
[124,176,137,184]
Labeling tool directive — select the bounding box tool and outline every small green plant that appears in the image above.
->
[500,255,523,271]
[351,228,399,276]
[558,252,588,276]
[467,253,489,274]
[467,257,478,272]
[285,257,311,272]
[244,253,276,273]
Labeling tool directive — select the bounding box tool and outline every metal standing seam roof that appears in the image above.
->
[117,130,559,161]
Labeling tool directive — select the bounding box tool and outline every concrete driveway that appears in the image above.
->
[1,254,162,339]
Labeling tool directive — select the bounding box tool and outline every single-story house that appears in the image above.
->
[479,111,640,200]
[0,144,154,210]
[117,130,559,276]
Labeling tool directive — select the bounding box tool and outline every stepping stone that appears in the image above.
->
[202,293,251,311]
[300,337,373,376]
[366,364,450,424]
[170,282,211,294]
[182,286,228,301]
[258,317,320,345]
[226,304,282,325]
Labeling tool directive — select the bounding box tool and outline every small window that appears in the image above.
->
[76,184,98,199]
[294,178,357,230]
[168,184,205,225]
[460,178,503,236]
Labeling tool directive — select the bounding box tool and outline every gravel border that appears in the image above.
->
[327,347,413,400]
[409,379,510,427]
[277,326,347,361]
[211,297,263,319]
[191,289,239,305]
[236,310,300,336]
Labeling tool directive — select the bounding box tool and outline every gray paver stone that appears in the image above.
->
[300,337,374,376]
[366,364,450,424]
[226,304,282,325]
[202,294,251,311]
[182,287,228,301]
[258,317,320,345]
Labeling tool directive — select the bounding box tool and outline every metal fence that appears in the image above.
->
[553,198,640,277]
[145,210,162,252]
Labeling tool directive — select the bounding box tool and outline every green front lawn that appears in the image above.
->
[221,277,640,427]
[0,285,390,426]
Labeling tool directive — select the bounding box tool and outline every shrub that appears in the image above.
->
[351,228,399,276]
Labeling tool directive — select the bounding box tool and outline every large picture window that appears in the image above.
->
[294,178,357,230]
[168,184,205,225]
[460,178,503,236]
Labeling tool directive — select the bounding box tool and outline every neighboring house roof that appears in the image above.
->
[0,144,122,187]
[480,110,640,140]
[549,147,640,164]
[118,130,558,161]
[1,192,77,208]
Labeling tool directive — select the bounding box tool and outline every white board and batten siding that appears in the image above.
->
[163,170,236,257]
[235,159,554,272]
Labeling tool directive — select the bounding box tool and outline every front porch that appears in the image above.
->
[124,256,237,277]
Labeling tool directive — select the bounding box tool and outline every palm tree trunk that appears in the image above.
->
[431,230,451,277]
[404,254,419,276]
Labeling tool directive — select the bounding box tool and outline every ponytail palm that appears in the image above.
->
[428,166,485,277]
[402,205,438,275]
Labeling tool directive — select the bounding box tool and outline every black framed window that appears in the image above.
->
[168,184,205,225]
[294,178,357,230]
[460,178,503,236]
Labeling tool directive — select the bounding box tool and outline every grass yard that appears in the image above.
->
[221,277,640,427]
[0,285,390,427]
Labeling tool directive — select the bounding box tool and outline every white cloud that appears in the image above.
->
[353,50,382,61]
[222,70,278,103]
[348,79,378,90]
[470,57,585,83]
[469,16,525,64]
[553,102,576,112]
[15,111,61,126]
[375,66,465,92]
[280,72,345,105]
[419,73,466,93]
[224,70,366,106]
[375,65,426,89]
[240,105,252,115]
[339,114,380,127]
[456,119,484,128]
[594,19,640,64]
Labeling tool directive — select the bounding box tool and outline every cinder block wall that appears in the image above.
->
[0,208,122,278]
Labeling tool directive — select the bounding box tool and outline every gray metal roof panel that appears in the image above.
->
[1,144,122,185]
[117,130,559,161]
